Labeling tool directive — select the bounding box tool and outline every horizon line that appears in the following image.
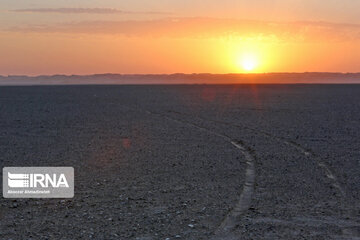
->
[1,72,360,78]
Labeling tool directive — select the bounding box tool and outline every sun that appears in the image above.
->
[240,54,258,72]
[242,58,257,71]
[229,42,264,73]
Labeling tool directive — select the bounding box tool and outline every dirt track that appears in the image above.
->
[0,85,359,239]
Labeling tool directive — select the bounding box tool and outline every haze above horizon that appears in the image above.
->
[1,0,360,76]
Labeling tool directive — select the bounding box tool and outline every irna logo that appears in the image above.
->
[8,172,69,188]
[3,167,74,198]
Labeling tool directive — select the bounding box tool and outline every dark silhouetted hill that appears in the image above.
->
[0,73,359,85]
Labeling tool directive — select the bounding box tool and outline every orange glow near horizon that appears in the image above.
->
[0,22,360,75]
[0,1,360,76]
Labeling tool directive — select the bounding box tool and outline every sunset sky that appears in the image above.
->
[1,0,360,75]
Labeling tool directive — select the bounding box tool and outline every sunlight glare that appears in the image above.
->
[240,53,258,72]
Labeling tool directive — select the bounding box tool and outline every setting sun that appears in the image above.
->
[238,53,259,72]
[241,57,257,71]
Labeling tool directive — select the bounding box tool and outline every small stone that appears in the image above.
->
[11,203,18,208]
[188,224,194,228]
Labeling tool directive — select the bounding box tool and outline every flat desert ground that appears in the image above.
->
[0,85,359,239]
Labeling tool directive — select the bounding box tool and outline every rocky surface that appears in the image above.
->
[0,85,359,239]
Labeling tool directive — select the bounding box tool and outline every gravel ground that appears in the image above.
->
[0,85,359,239]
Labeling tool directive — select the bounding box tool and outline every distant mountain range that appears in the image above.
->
[0,73,359,85]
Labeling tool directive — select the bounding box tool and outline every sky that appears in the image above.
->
[1,0,360,75]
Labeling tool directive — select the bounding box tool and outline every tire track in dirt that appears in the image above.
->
[167,110,345,198]
[166,110,360,238]
[144,110,256,238]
